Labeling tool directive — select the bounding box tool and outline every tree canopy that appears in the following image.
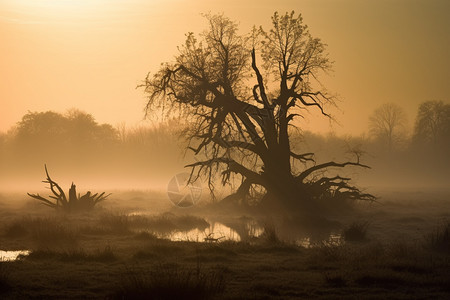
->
[413,100,450,149]
[369,103,407,152]
[142,12,374,210]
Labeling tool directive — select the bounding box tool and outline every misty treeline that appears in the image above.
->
[0,109,190,189]
[306,100,450,188]
[0,100,448,191]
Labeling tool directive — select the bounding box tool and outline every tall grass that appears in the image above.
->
[259,223,281,244]
[114,263,225,299]
[2,216,79,248]
[426,221,450,252]
[26,247,116,262]
[28,217,79,248]
[0,263,11,294]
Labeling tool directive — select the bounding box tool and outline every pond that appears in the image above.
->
[0,250,30,261]
[127,211,343,247]
[162,221,242,242]
[160,219,342,247]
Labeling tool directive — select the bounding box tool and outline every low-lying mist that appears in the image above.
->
[0,109,448,195]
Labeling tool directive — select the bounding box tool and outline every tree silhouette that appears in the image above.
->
[14,109,118,149]
[142,12,374,210]
[369,103,407,152]
[413,100,450,149]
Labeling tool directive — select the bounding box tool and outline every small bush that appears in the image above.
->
[114,264,225,299]
[342,221,369,242]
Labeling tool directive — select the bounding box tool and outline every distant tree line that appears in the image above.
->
[0,109,188,188]
[368,100,450,154]
[0,101,448,190]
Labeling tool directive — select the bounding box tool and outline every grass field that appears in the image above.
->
[0,188,449,299]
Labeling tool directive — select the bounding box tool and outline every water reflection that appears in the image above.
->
[127,211,343,247]
[296,233,342,248]
[162,220,342,247]
[163,222,242,242]
[0,250,30,261]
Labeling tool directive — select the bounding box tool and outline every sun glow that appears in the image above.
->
[2,0,129,22]
[6,0,111,10]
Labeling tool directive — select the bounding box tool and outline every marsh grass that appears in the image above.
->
[3,222,28,238]
[28,218,79,248]
[426,221,450,253]
[26,246,116,262]
[258,223,281,245]
[324,271,348,287]
[100,213,131,234]
[2,216,79,248]
[114,263,225,299]
[99,213,209,235]
[134,231,159,240]
[1,191,450,298]
[0,263,11,294]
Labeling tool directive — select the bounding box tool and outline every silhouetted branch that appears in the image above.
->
[28,165,111,212]
[296,161,370,182]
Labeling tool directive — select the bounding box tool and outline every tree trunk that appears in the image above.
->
[261,157,306,210]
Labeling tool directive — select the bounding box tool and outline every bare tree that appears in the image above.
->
[369,103,407,152]
[141,12,374,210]
[413,100,450,147]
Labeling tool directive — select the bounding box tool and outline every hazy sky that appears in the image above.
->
[1,0,449,135]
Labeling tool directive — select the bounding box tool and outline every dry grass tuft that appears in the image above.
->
[114,264,225,299]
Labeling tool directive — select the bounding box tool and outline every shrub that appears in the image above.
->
[342,221,369,242]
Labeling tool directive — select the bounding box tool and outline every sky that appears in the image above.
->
[1,0,449,135]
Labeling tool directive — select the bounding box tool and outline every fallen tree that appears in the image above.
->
[28,165,110,212]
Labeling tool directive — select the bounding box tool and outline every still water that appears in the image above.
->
[161,220,342,247]
[0,250,30,261]
[128,211,342,247]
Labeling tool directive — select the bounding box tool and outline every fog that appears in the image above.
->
[1,107,448,194]
[0,110,187,192]
[1,2,449,297]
